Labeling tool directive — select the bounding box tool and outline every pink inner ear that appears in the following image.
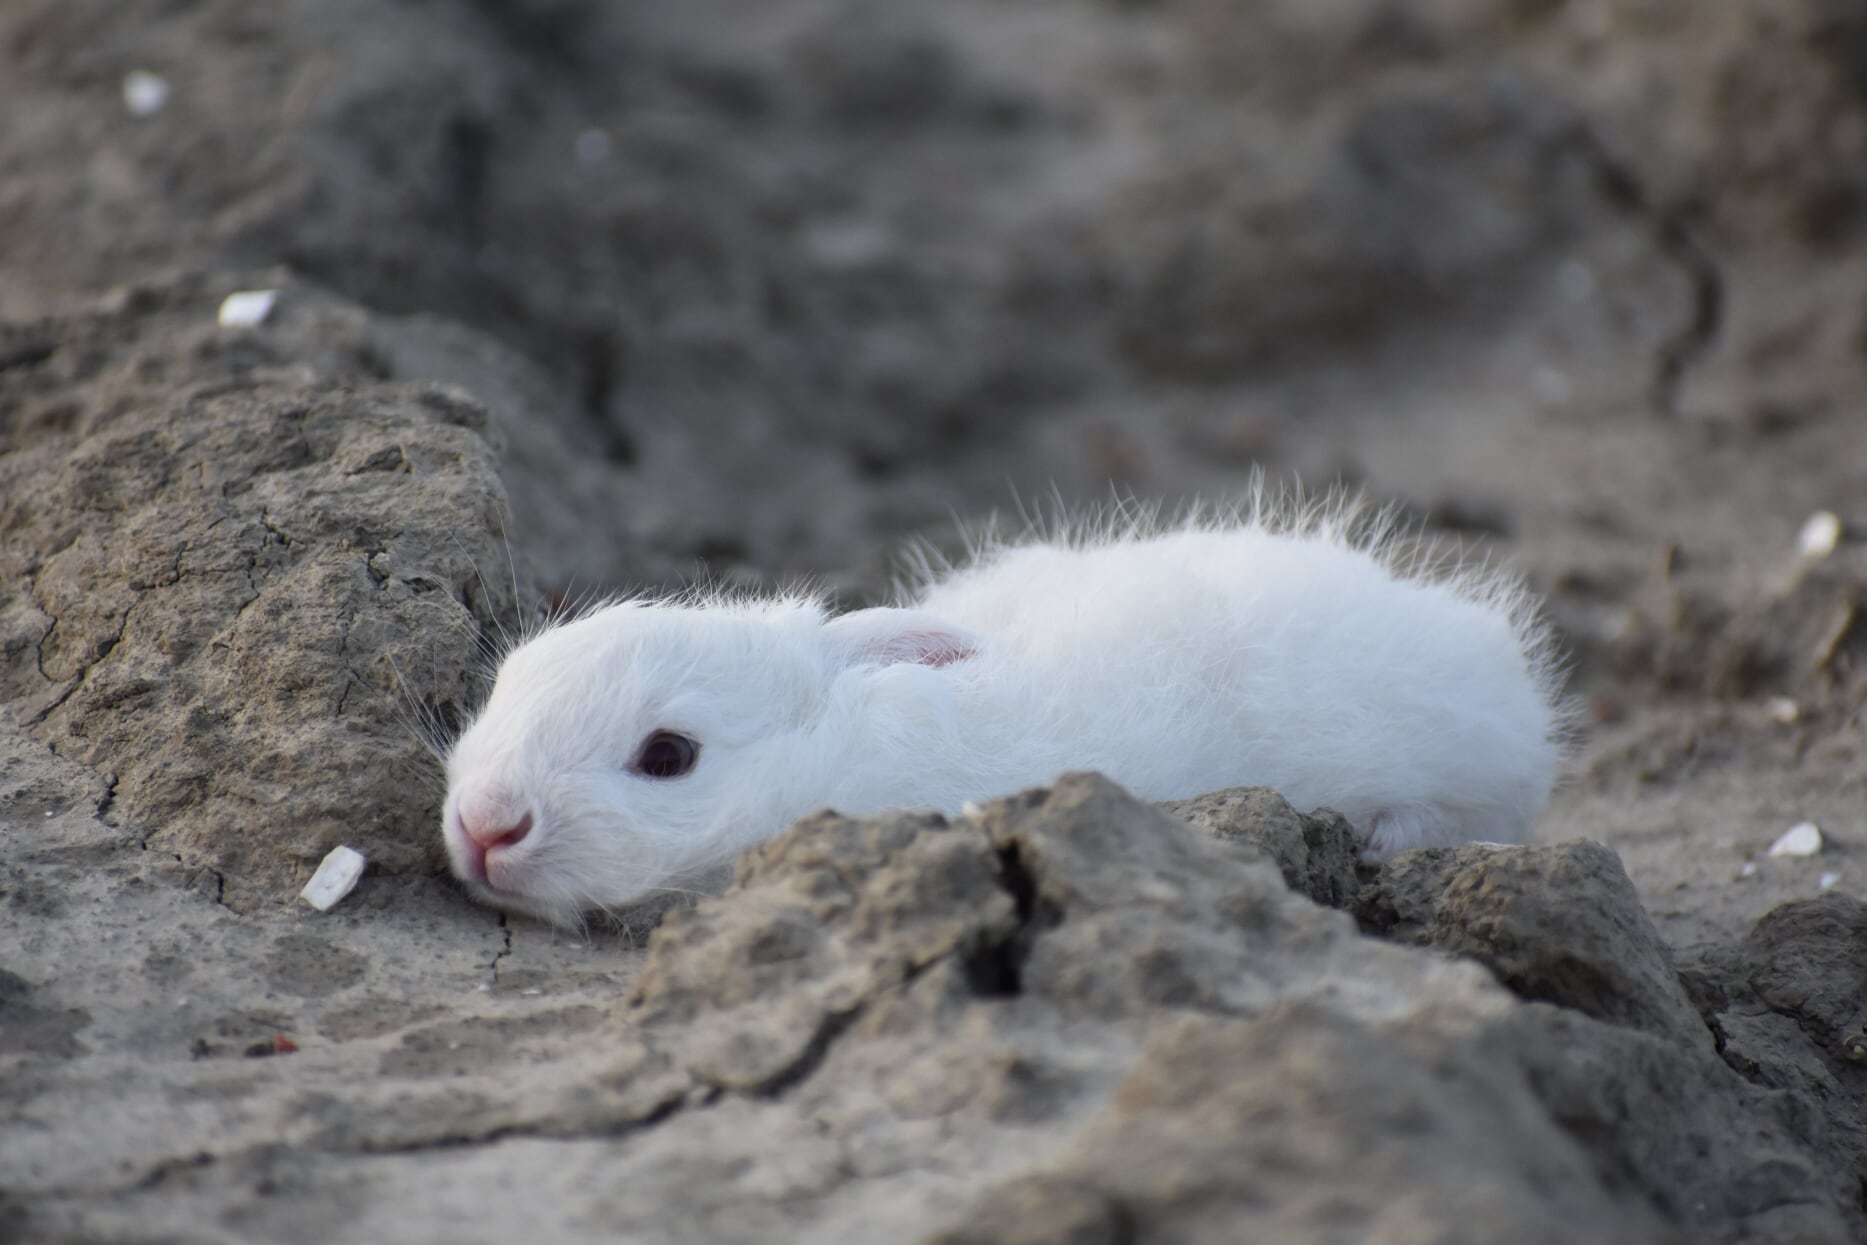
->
[896,632,975,667]
[825,607,982,670]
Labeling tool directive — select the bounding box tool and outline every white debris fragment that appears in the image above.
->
[1768,821,1824,859]
[1766,697,1801,725]
[301,845,367,911]
[217,289,278,327]
[1819,872,1841,891]
[123,70,171,117]
[1797,510,1842,559]
[1739,861,1759,879]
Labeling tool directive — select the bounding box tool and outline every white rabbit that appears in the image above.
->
[441,495,1566,926]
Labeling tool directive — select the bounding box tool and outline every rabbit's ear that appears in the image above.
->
[820,608,981,670]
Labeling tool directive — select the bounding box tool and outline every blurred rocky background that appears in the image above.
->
[3,2,1866,1241]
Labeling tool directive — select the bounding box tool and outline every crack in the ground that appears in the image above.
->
[26,550,71,690]
[489,912,513,982]
[25,1088,695,1205]
[962,840,1043,997]
[99,598,133,671]
[24,533,190,724]
[29,826,1065,1219]
[698,826,1054,1104]
[233,542,263,624]
[1564,122,1725,417]
[333,546,394,718]
[334,602,364,723]
[352,1094,691,1158]
[15,826,1065,1213]
[22,677,81,728]
[23,1148,262,1204]
[32,613,57,685]
[744,1004,867,1099]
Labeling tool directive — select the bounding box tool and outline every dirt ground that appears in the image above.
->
[4,2,1866,1242]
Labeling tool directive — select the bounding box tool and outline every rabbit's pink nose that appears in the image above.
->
[462,809,533,852]
[454,809,534,884]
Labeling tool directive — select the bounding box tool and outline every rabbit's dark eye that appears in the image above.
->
[633,731,700,779]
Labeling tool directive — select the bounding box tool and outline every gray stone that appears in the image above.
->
[0,276,519,907]
[1162,785,1363,909]
[1355,840,1710,1048]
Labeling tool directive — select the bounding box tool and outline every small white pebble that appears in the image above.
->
[1766,696,1801,725]
[476,983,492,992]
[122,70,171,117]
[217,289,278,328]
[573,127,612,166]
[300,844,367,911]
[1739,861,1759,879]
[1797,511,1842,560]
[521,987,543,997]
[1768,821,1824,859]
[1819,872,1841,891]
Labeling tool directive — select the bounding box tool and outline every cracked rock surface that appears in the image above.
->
[12,775,1867,1242]
[5,1,1867,1242]
[0,278,523,907]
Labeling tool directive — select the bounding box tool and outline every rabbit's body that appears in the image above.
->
[442,503,1566,926]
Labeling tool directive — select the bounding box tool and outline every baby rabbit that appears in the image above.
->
[441,499,1565,926]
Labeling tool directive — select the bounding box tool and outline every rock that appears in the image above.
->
[624,806,1011,1094]
[300,844,368,912]
[0,276,519,907]
[1355,841,1710,1048]
[602,777,1861,1243]
[11,768,1867,1242]
[1768,820,1824,858]
[604,774,1666,1242]
[1698,896,1867,1097]
[931,1006,1666,1245]
[1797,511,1843,560]
[1495,1005,1859,1244]
[1162,785,1362,908]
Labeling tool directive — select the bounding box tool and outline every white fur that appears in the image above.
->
[441,496,1567,926]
